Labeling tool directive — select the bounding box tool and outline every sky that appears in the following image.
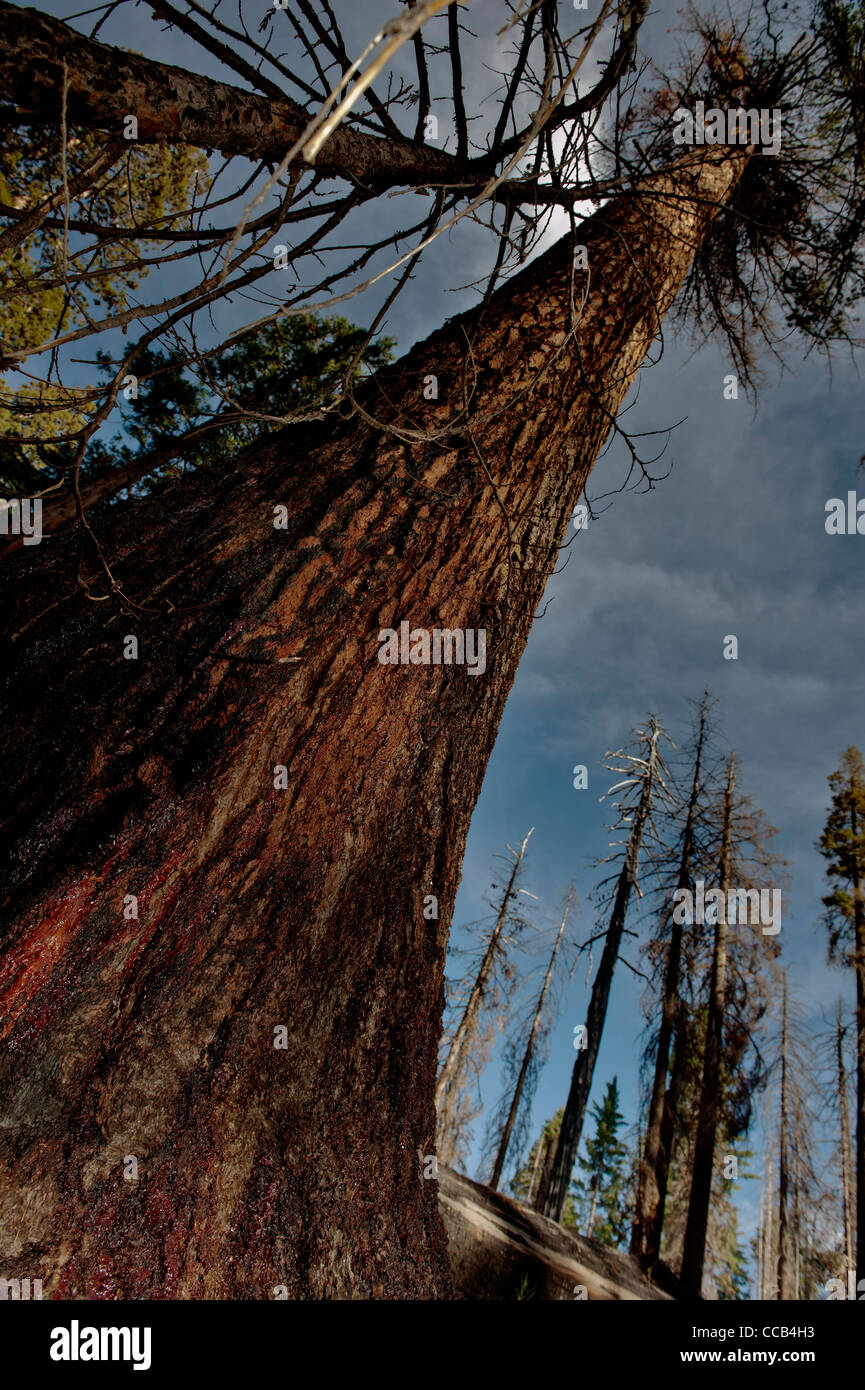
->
[450,326,864,1261]
[22,0,865,1292]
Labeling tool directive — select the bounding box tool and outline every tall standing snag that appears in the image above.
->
[819,746,865,1286]
[435,827,535,1166]
[632,695,713,1263]
[537,716,673,1223]
[778,978,792,1300]
[836,1005,856,1282]
[679,753,737,1295]
[487,883,574,1191]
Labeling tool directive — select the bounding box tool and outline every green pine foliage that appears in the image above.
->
[0,127,209,352]
[571,1078,631,1248]
[714,1204,751,1300]
[0,127,210,486]
[1,313,394,496]
[0,121,393,498]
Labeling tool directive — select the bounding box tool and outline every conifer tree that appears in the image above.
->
[680,753,739,1295]
[713,1205,750,1301]
[758,978,823,1299]
[656,1005,756,1297]
[835,1004,856,1281]
[680,752,783,1293]
[572,1077,630,1247]
[635,709,781,1279]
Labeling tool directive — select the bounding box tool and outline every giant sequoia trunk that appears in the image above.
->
[0,151,743,1298]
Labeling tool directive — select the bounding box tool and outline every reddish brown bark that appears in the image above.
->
[0,151,744,1298]
[0,1,646,223]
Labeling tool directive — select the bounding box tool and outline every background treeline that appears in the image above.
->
[436,697,865,1300]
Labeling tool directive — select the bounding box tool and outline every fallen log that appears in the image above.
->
[439,1166,678,1301]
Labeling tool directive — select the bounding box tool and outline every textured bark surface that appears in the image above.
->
[0,152,743,1298]
[0,2,476,191]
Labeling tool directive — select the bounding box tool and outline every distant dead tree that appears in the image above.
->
[536,715,674,1222]
[436,828,536,1168]
[484,882,577,1191]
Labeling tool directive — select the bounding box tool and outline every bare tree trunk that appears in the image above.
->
[793,1147,801,1299]
[852,797,865,1287]
[435,828,533,1115]
[778,977,791,1300]
[757,1159,766,1299]
[761,1141,779,1299]
[650,1006,690,1261]
[489,885,572,1190]
[769,1149,779,1299]
[527,1133,547,1207]
[680,754,736,1295]
[0,154,745,1298]
[760,1140,778,1300]
[838,1006,856,1282]
[537,721,662,1222]
[631,694,711,1261]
